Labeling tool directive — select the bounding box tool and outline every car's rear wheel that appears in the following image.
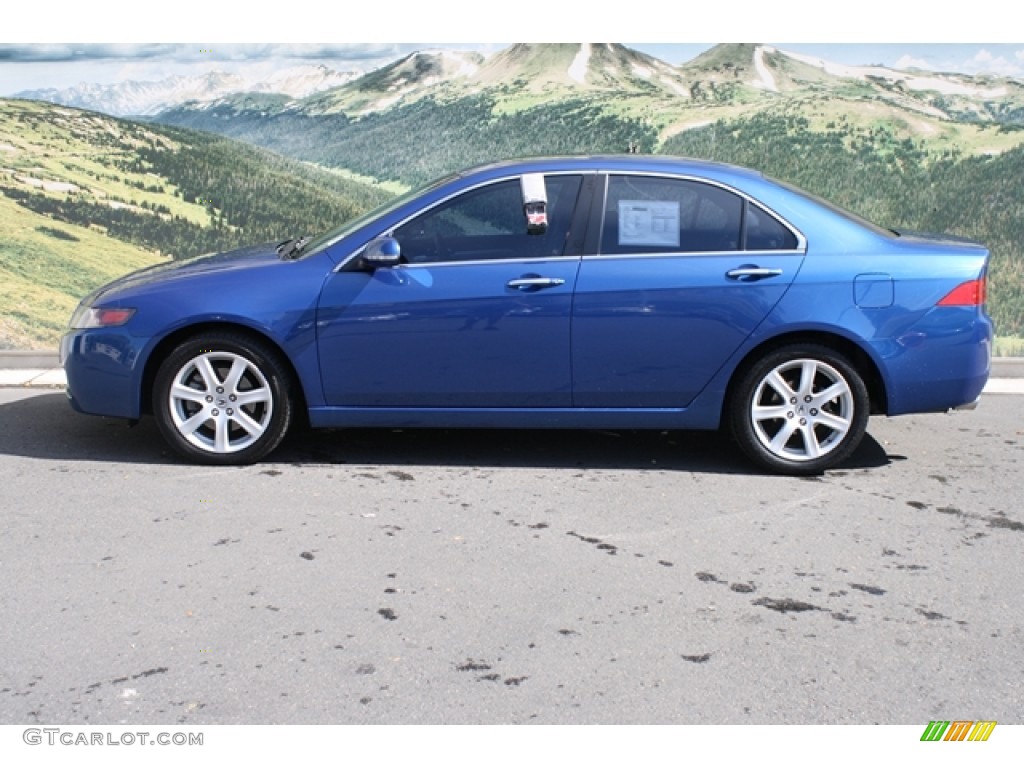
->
[153,333,293,464]
[729,344,869,474]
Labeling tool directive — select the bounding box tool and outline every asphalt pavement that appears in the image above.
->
[1,386,1022,725]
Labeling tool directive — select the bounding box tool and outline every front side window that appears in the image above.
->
[393,175,583,264]
[600,175,798,255]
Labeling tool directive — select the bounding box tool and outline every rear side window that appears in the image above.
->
[599,175,799,255]
[601,175,743,255]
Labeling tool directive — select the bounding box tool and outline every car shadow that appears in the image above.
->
[0,391,892,475]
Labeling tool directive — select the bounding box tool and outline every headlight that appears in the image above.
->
[69,306,136,329]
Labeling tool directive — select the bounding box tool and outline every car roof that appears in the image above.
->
[458,154,767,183]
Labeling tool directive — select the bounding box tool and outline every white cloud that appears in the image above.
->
[895,54,932,71]
[888,49,1024,78]
[895,47,1024,79]
[966,48,1023,77]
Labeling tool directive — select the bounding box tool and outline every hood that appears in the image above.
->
[89,241,282,303]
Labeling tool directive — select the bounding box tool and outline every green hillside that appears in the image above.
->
[0,190,160,348]
[0,99,389,349]
[166,94,659,186]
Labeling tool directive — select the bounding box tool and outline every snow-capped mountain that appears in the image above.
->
[303,50,484,113]
[678,43,1017,99]
[15,64,361,117]
[780,48,1013,98]
[251,64,362,100]
[471,43,691,96]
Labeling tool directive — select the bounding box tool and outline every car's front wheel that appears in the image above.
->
[153,333,294,464]
[729,344,869,475]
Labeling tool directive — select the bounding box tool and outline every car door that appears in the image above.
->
[572,173,806,408]
[317,174,587,407]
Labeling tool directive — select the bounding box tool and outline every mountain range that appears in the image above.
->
[15,63,363,117]
[18,44,1024,126]
[5,43,1024,345]
[150,43,1024,176]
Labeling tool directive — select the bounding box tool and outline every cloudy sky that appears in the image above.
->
[2,2,1022,93]
[3,43,1024,95]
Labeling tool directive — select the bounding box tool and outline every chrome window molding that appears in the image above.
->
[580,248,806,262]
[390,255,582,271]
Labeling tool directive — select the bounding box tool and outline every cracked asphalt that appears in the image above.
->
[1,389,1021,724]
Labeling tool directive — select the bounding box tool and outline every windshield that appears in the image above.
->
[302,173,459,258]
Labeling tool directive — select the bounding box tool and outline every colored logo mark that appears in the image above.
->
[920,720,996,742]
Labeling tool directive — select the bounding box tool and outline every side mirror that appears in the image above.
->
[361,236,401,269]
[521,173,548,236]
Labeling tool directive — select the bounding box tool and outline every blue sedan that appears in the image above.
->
[61,156,992,473]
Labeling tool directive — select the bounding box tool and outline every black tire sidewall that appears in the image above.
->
[730,344,870,475]
[153,333,293,465]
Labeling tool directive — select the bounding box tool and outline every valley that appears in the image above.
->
[0,99,388,348]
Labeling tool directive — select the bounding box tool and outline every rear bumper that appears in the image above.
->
[878,308,992,415]
[953,396,981,411]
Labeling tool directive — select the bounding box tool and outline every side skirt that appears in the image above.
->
[307,406,706,431]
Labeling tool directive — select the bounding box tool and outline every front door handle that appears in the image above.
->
[726,266,783,282]
[507,277,566,291]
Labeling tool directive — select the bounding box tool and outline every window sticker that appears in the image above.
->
[618,200,680,247]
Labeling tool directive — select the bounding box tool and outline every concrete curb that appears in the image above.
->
[994,357,1024,378]
[0,350,60,369]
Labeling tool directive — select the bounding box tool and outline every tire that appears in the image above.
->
[153,332,294,465]
[729,344,869,475]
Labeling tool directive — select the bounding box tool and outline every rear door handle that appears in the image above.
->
[507,277,566,291]
[726,267,783,282]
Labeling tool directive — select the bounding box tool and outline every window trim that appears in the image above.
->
[592,171,806,258]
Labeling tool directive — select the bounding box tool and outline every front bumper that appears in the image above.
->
[61,329,146,419]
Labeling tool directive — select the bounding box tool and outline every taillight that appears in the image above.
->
[937,277,986,306]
